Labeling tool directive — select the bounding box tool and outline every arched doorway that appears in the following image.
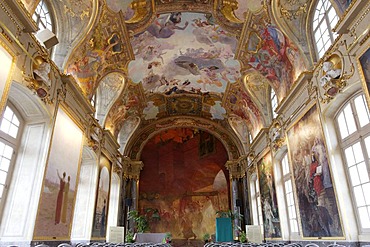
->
[139,127,230,240]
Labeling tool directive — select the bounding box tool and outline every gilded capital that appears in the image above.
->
[122,156,144,180]
[225,156,248,179]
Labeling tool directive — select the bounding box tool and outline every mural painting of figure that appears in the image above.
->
[55,170,66,225]
[61,176,70,223]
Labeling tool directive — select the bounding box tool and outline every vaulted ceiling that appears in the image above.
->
[23,0,327,157]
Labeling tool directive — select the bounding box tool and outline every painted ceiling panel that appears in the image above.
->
[128,12,241,95]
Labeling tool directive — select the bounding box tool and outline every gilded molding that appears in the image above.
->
[122,156,144,180]
[219,0,244,23]
[280,2,307,21]
[125,0,150,24]
[269,118,285,152]
[348,2,370,40]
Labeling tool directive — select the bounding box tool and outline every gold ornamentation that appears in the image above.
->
[125,0,149,24]
[0,26,12,43]
[220,0,244,23]
[122,156,144,180]
[24,74,52,104]
[225,156,248,179]
[319,54,355,103]
[280,3,307,20]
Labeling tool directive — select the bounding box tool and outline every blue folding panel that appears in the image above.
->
[215,217,233,242]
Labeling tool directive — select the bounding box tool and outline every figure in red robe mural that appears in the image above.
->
[55,170,66,225]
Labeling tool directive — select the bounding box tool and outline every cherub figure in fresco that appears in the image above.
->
[67,39,119,99]
[147,12,189,39]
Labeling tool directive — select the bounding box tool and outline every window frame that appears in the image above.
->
[335,92,370,233]
[312,0,339,58]
[280,153,299,234]
[0,103,24,218]
[32,0,54,32]
[271,88,278,119]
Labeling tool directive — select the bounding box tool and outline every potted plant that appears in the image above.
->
[239,230,247,243]
[125,230,135,243]
[128,208,161,233]
[128,210,149,233]
[203,233,210,243]
[163,232,172,243]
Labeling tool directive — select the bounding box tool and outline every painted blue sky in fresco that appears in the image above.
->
[128,12,241,94]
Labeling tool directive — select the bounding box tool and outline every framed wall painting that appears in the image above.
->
[286,103,344,238]
[92,166,110,238]
[33,106,84,240]
[257,151,281,239]
[358,46,370,108]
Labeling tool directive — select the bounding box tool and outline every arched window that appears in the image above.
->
[271,88,278,119]
[0,105,23,215]
[255,178,263,225]
[248,131,253,145]
[32,0,53,31]
[335,93,370,230]
[313,0,339,58]
[281,153,299,233]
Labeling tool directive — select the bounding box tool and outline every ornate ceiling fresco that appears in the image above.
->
[26,0,322,155]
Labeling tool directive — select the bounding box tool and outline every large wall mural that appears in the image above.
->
[257,151,281,239]
[128,12,241,95]
[287,104,343,238]
[139,128,229,239]
[34,108,83,239]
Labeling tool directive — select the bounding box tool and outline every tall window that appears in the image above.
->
[32,0,53,31]
[255,178,263,225]
[281,153,299,233]
[248,131,253,145]
[0,106,22,210]
[313,0,339,58]
[271,89,278,119]
[336,93,370,230]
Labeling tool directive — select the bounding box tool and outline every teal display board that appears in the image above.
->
[215,217,233,242]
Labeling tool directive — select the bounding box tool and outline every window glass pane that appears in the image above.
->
[0,158,10,172]
[344,105,357,134]
[349,166,360,186]
[9,125,18,138]
[3,145,13,159]
[12,115,20,127]
[345,145,355,167]
[364,135,370,155]
[354,186,366,206]
[358,207,370,228]
[32,0,53,32]
[3,107,13,120]
[362,183,370,205]
[0,119,10,133]
[328,8,337,22]
[0,170,6,184]
[355,95,370,127]
[358,162,370,184]
[338,112,349,139]
[285,180,292,193]
[0,142,4,154]
[353,142,364,163]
